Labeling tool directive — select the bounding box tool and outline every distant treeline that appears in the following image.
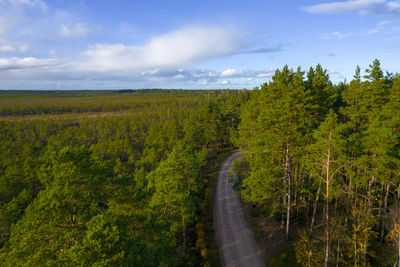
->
[0,90,240,116]
[0,88,240,96]
[0,89,195,95]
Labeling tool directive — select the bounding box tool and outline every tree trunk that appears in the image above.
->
[324,131,332,267]
[285,143,291,241]
[378,183,384,243]
[309,179,321,240]
[324,171,330,267]
[380,183,389,243]
[294,163,300,217]
[363,176,375,266]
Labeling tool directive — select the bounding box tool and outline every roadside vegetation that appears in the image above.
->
[234,59,400,266]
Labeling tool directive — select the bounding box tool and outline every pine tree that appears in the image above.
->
[306,110,345,266]
[238,66,314,240]
[147,142,203,248]
[306,64,336,124]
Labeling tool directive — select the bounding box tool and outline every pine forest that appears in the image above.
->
[1,59,400,266]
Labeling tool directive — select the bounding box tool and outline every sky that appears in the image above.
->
[0,0,400,90]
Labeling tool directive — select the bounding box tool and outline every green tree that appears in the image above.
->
[147,142,204,250]
[0,146,111,265]
[306,110,345,266]
[306,64,336,123]
[238,66,314,240]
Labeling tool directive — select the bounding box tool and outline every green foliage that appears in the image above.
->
[67,214,161,267]
[1,147,112,265]
[236,60,400,266]
[236,66,314,208]
[295,229,324,267]
[147,142,203,243]
[4,59,400,265]
[0,89,248,265]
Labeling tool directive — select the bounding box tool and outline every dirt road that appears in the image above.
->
[214,151,265,267]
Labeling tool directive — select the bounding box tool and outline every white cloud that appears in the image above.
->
[220,68,274,78]
[0,56,57,70]
[136,68,274,81]
[0,22,280,88]
[302,0,400,16]
[221,68,244,77]
[0,44,28,52]
[327,68,346,79]
[303,0,383,14]
[0,61,276,89]
[0,0,47,11]
[0,54,275,86]
[140,69,159,76]
[76,26,239,72]
[363,20,390,35]
[257,72,273,78]
[220,80,230,85]
[60,23,92,38]
[0,45,15,52]
[173,74,185,79]
[323,20,400,39]
[323,31,355,39]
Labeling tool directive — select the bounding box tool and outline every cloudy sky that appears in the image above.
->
[0,0,400,89]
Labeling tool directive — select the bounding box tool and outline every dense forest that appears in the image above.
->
[1,59,400,266]
[234,59,400,266]
[0,90,249,266]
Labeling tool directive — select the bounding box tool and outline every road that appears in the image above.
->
[214,151,265,267]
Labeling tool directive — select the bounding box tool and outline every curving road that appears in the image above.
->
[214,151,265,267]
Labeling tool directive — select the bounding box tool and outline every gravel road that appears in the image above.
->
[214,151,265,267]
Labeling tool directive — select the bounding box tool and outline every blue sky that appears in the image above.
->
[0,0,399,89]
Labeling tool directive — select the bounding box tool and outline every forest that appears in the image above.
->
[1,59,400,266]
[234,59,400,266]
[0,89,249,266]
